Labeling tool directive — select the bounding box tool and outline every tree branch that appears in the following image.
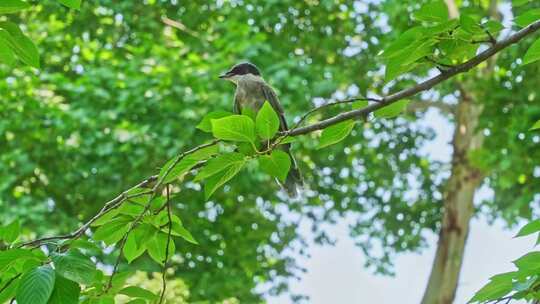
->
[285,20,540,136]
[18,20,540,250]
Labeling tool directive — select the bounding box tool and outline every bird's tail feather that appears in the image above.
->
[282,152,302,197]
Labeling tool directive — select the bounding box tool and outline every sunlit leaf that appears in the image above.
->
[523,38,540,65]
[0,0,30,14]
[211,115,256,143]
[515,9,540,28]
[258,150,291,182]
[374,100,410,118]
[0,22,39,68]
[56,0,81,9]
[256,101,280,140]
[318,120,356,149]
[197,111,233,133]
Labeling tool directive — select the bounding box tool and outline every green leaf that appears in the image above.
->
[318,120,356,149]
[515,9,540,27]
[194,152,245,181]
[203,158,245,199]
[515,220,540,237]
[0,274,19,303]
[211,115,256,143]
[0,37,16,65]
[256,101,280,140]
[1,219,20,243]
[147,232,175,265]
[414,1,449,23]
[56,0,81,9]
[0,0,30,14]
[16,266,55,304]
[119,286,157,301]
[530,120,540,131]
[47,275,80,304]
[513,0,531,6]
[0,22,39,68]
[514,251,540,270]
[158,144,219,184]
[374,100,410,118]
[352,100,369,110]
[469,277,513,303]
[0,249,39,272]
[460,15,483,34]
[523,38,540,65]
[123,231,147,264]
[258,150,291,182]
[196,111,233,132]
[92,217,131,245]
[171,223,198,244]
[51,249,96,285]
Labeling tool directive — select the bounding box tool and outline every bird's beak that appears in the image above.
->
[219,71,232,79]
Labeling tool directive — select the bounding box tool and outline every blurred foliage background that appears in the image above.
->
[1,0,539,302]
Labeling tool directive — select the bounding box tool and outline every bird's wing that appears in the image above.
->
[261,84,289,131]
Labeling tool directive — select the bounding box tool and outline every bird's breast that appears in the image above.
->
[235,82,265,112]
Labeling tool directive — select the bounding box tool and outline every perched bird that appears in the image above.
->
[219,62,302,196]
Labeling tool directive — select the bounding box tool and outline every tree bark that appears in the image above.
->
[421,1,497,303]
[420,89,484,304]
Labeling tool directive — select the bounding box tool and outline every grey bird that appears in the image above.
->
[219,62,302,196]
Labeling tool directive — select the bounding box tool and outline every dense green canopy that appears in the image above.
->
[1,0,540,303]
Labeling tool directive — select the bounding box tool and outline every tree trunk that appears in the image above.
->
[420,91,484,304]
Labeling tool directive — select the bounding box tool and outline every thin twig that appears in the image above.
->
[159,185,173,304]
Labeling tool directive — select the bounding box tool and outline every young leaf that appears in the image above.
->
[0,22,39,68]
[530,120,540,131]
[92,217,131,245]
[119,286,158,301]
[374,100,410,118]
[1,219,20,243]
[460,15,483,34]
[211,115,256,143]
[514,9,540,27]
[515,219,540,237]
[194,152,245,181]
[196,111,233,132]
[414,1,449,23]
[158,145,219,184]
[51,249,96,285]
[258,150,291,182]
[47,275,80,304]
[469,277,513,303]
[123,231,146,263]
[0,0,30,14]
[523,38,540,65]
[318,120,356,149]
[203,159,245,199]
[256,101,280,140]
[56,0,81,9]
[147,233,176,265]
[16,266,56,304]
[513,251,540,270]
[171,223,198,244]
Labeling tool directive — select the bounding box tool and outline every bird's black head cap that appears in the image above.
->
[219,62,261,78]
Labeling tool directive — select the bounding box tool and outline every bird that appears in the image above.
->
[219,62,302,197]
